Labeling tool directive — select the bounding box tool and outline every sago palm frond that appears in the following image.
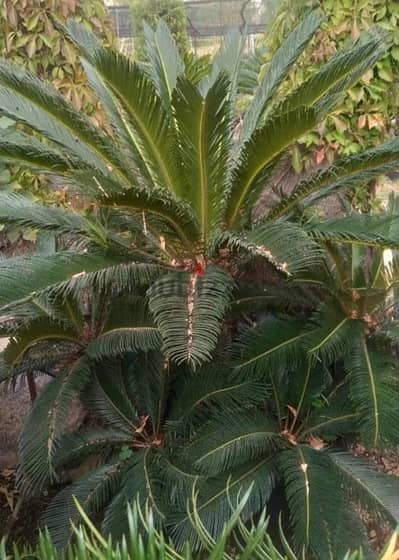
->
[240,10,322,145]
[226,106,318,227]
[329,451,399,527]
[304,302,365,365]
[147,267,233,368]
[18,357,92,495]
[280,32,386,115]
[233,318,306,377]
[143,21,184,109]
[280,446,368,559]
[0,191,89,234]
[269,137,399,219]
[0,252,129,310]
[330,451,399,527]
[168,365,268,427]
[173,73,231,240]
[2,317,81,368]
[346,339,399,448]
[306,214,399,249]
[170,456,277,548]
[42,462,123,549]
[0,62,131,181]
[188,411,279,476]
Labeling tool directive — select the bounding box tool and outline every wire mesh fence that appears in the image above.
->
[106,0,275,54]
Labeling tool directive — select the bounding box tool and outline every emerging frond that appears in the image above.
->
[173,73,231,239]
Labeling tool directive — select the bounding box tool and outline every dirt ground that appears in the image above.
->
[0,381,31,470]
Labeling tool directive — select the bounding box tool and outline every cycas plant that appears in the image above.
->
[26,353,266,549]
[0,15,399,369]
[186,205,399,558]
[2,15,399,558]
[0,290,161,492]
[180,316,399,558]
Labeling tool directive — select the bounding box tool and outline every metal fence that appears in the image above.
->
[107,0,271,54]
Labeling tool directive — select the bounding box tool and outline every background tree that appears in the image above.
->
[129,0,189,58]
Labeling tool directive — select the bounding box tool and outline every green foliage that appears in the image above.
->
[129,0,189,59]
[264,0,399,172]
[2,21,399,559]
[0,0,114,246]
[6,496,394,560]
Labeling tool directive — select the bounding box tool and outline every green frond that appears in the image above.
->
[97,167,199,244]
[85,367,139,432]
[147,267,233,368]
[306,214,399,249]
[280,446,367,559]
[68,32,180,194]
[18,357,92,495]
[237,48,265,95]
[0,61,132,182]
[126,352,168,431]
[168,364,268,427]
[3,317,81,367]
[143,20,184,109]
[42,462,123,549]
[183,51,211,85]
[226,107,318,227]
[330,451,399,526]
[240,10,321,146]
[173,73,231,239]
[87,329,161,359]
[280,33,385,115]
[245,221,323,274]
[302,385,358,440]
[200,28,246,101]
[269,137,399,219]
[0,192,88,234]
[189,411,279,476]
[379,255,399,292]
[0,252,130,310]
[233,318,306,378]
[346,340,399,448]
[0,131,78,174]
[304,302,365,365]
[170,456,277,547]
[102,449,165,538]
[56,428,131,467]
